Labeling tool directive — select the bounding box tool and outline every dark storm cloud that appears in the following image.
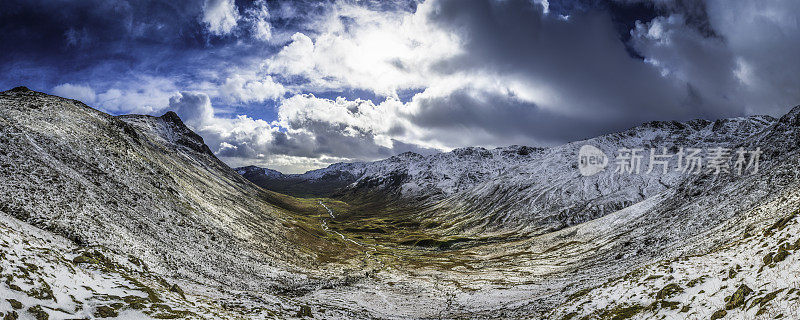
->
[0,0,205,88]
[409,87,626,145]
[412,0,722,145]
[0,0,311,98]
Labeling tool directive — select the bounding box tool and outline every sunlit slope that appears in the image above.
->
[0,87,360,296]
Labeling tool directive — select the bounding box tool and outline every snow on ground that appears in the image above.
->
[548,192,800,319]
[0,209,288,319]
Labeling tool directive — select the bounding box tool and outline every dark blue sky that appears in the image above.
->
[3,0,800,173]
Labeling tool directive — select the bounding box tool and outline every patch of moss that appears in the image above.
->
[567,288,593,302]
[686,276,706,287]
[147,303,193,318]
[656,283,683,300]
[27,280,54,301]
[725,284,753,310]
[596,304,645,320]
[94,305,118,318]
[728,266,739,279]
[749,289,783,310]
[6,299,22,309]
[120,274,161,303]
[765,213,796,234]
[169,284,186,300]
[72,254,99,264]
[649,300,680,310]
[763,252,774,265]
[710,309,726,320]
[123,295,149,309]
[773,248,790,263]
[26,306,48,320]
[22,263,38,273]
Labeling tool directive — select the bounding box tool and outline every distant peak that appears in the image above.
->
[398,151,421,157]
[392,151,424,161]
[10,86,31,92]
[2,86,38,96]
[778,105,800,127]
[160,111,185,126]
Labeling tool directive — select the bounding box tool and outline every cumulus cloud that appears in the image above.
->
[93,77,179,115]
[219,75,285,103]
[245,0,272,41]
[166,90,438,173]
[9,0,800,173]
[202,0,240,35]
[267,2,462,97]
[259,0,800,155]
[258,0,707,153]
[52,77,177,115]
[53,83,96,104]
[129,0,800,172]
[169,92,215,125]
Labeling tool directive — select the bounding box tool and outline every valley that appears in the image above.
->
[2,87,800,319]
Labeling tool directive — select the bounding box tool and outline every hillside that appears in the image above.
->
[3,86,800,319]
[0,87,374,318]
[239,114,777,234]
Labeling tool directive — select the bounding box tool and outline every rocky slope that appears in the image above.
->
[4,86,800,319]
[240,114,777,234]
[238,105,800,318]
[0,87,375,319]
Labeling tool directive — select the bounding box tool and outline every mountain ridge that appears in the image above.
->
[4,87,800,319]
[238,112,780,233]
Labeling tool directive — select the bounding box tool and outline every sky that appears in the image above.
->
[2,0,800,173]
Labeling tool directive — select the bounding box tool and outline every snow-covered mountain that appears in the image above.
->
[0,87,372,318]
[4,86,800,319]
[236,162,367,197]
[239,114,776,234]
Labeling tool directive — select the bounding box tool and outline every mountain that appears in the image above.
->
[237,108,800,318]
[0,87,375,319]
[238,114,776,234]
[236,162,367,198]
[4,86,800,319]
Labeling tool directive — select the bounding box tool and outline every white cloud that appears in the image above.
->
[219,74,285,103]
[220,153,352,175]
[164,89,441,173]
[53,77,179,116]
[202,0,240,35]
[266,1,462,98]
[245,0,272,41]
[52,83,96,104]
[93,76,179,115]
[169,92,215,125]
[51,0,800,174]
